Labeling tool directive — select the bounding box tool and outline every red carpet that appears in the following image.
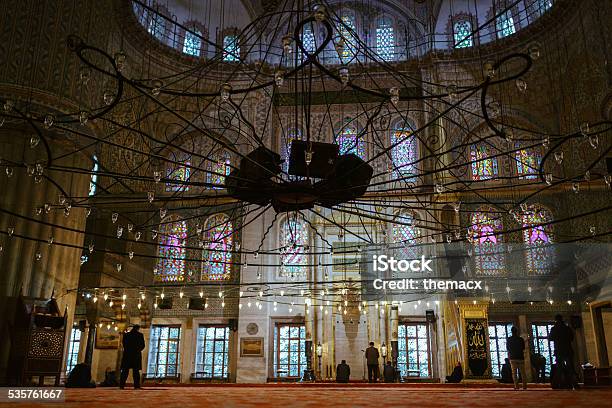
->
[3,386,611,407]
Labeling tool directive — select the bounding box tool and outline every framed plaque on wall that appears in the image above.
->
[240,337,264,357]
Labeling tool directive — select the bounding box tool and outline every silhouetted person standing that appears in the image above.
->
[548,314,576,388]
[120,325,145,389]
[365,342,380,383]
[336,359,350,383]
[507,326,527,390]
[383,361,396,383]
[499,358,513,384]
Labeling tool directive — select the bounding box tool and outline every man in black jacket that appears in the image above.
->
[364,342,380,383]
[120,325,145,389]
[336,360,350,383]
[506,326,527,390]
[548,314,576,388]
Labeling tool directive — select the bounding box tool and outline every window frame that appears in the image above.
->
[488,322,514,378]
[194,325,230,380]
[397,322,431,378]
[147,325,182,379]
[65,327,82,375]
[531,322,556,377]
[273,322,307,379]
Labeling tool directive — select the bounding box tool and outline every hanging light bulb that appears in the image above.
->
[153,171,162,183]
[554,151,563,164]
[112,213,119,223]
[151,79,163,96]
[199,290,204,298]
[114,51,127,72]
[304,149,313,165]
[484,60,496,78]
[339,67,349,85]
[137,302,142,309]
[389,87,399,106]
[179,290,184,298]
[515,79,527,93]
[282,34,293,54]
[220,83,232,101]
[528,43,541,60]
[313,5,327,22]
[274,69,284,86]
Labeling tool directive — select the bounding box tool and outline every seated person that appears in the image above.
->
[383,361,396,383]
[499,358,513,383]
[99,367,118,387]
[445,362,463,383]
[66,363,96,388]
[336,359,350,383]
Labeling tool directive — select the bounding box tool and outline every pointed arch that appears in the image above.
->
[156,215,187,282]
[202,213,233,280]
[469,209,505,276]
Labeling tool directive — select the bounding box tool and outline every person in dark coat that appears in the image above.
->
[120,324,145,389]
[383,361,396,383]
[548,314,576,387]
[548,315,574,364]
[336,359,350,383]
[445,362,463,383]
[506,326,527,390]
[364,342,380,383]
[66,363,96,388]
[499,358,513,383]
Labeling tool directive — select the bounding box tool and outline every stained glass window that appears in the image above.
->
[392,212,420,277]
[223,35,239,62]
[274,323,307,378]
[470,144,498,181]
[166,154,191,192]
[397,323,431,378]
[531,323,555,378]
[337,14,357,63]
[298,24,316,62]
[496,10,516,38]
[195,325,229,379]
[521,206,554,275]
[337,125,365,159]
[454,20,473,48]
[183,29,202,57]
[148,12,165,40]
[88,155,98,196]
[470,211,505,275]
[515,146,542,179]
[281,128,303,173]
[155,216,187,282]
[376,17,395,61]
[489,323,513,378]
[147,325,181,378]
[280,216,308,277]
[202,214,233,280]
[534,0,553,15]
[206,151,231,189]
[65,327,81,375]
[391,123,418,180]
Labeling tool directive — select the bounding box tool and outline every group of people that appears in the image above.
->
[336,342,397,383]
[446,314,576,390]
[66,324,145,389]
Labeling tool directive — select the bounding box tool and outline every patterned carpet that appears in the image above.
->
[4,386,611,407]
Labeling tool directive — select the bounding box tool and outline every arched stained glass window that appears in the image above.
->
[298,24,316,62]
[280,128,303,173]
[88,155,98,196]
[223,35,239,62]
[470,144,498,181]
[392,212,420,274]
[337,124,365,159]
[206,151,231,189]
[521,206,554,275]
[454,20,473,48]
[496,10,516,38]
[469,211,505,275]
[337,14,357,63]
[202,214,233,280]
[280,216,309,277]
[155,216,187,282]
[166,153,191,192]
[183,28,202,57]
[391,122,418,181]
[515,146,542,180]
[376,17,395,61]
